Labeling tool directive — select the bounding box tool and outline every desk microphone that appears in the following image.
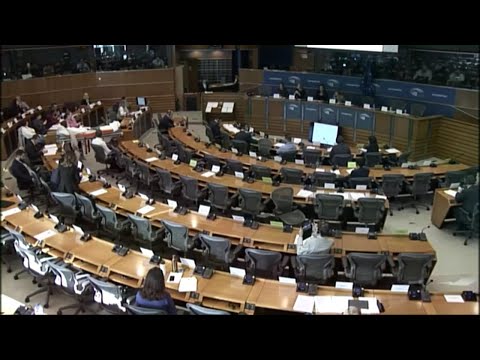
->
[419,225,430,241]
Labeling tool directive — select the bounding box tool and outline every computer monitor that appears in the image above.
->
[302,223,312,240]
[136,97,147,106]
[310,122,339,146]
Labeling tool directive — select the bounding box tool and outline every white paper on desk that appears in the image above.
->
[166,272,183,284]
[350,192,365,202]
[167,200,178,209]
[375,194,387,200]
[274,143,285,148]
[198,205,210,217]
[346,169,354,174]
[49,214,59,224]
[137,205,155,215]
[118,184,126,193]
[273,93,280,99]
[314,296,337,314]
[249,151,257,158]
[325,183,336,189]
[72,225,84,236]
[307,96,313,101]
[315,168,325,172]
[90,188,108,197]
[138,193,149,201]
[232,215,245,223]
[444,189,457,197]
[356,185,367,191]
[55,160,59,165]
[363,104,371,109]
[211,165,220,174]
[180,257,196,269]
[327,147,333,152]
[329,99,336,104]
[293,138,302,144]
[171,154,179,161]
[444,295,464,303]
[289,95,295,100]
[201,171,215,178]
[335,281,354,290]
[231,148,238,154]
[385,148,400,154]
[333,170,341,175]
[140,247,154,257]
[381,106,388,112]
[296,189,314,198]
[80,175,89,183]
[278,277,296,285]
[295,159,304,165]
[361,148,367,153]
[229,267,246,278]
[306,146,316,150]
[293,295,315,313]
[355,227,370,234]
[179,277,197,292]
[259,131,265,137]
[234,171,244,179]
[274,156,282,162]
[358,297,380,314]
[345,101,352,107]
[34,230,57,241]
[396,109,403,115]
[391,284,410,293]
[145,157,158,162]
[2,207,21,218]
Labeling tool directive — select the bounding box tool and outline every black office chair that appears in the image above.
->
[365,152,383,167]
[75,193,102,230]
[280,151,297,163]
[271,187,306,227]
[404,172,433,214]
[314,194,344,222]
[186,303,230,315]
[91,143,114,177]
[280,167,304,184]
[354,198,385,229]
[88,276,132,314]
[444,171,467,188]
[161,219,195,257]
[125,296,169,315]
[257,138,273,158]
[180,175,206,208]
[312,172,337,187]
[159,134,176,157]
[198,233,242,271]
[244,248,288,280]
[391,253,435,285]
[251,164,272,180]
[135,160,155,196]
[292,254,336,285]
[127,214,164,252]
[96,204,131,242]
[231,139,249,155]
[389,100,407,111]
[205,126,217,145]
[225,159,244,175]
[410,103,427,117]
[238,188,265,219]
[204,154,222,170]
[155,168,181,199]
[50,192,79,225]
[207,183,232,214]
[174,140,193,164]
[348,177,372,189]
[303,149,322,166]
[342,253,387,287]
[381,174,406,216]
[332,154,353,167]
[453,203,479,245]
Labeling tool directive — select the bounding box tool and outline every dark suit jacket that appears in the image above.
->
[455,184,479,214]
[365,143,379,153]
[279,88,289,98]
[315,91,329,102]
[294,89,306,100]
[10,159,33,190]
[350,166,370,178]
[31,118,47,135]
[234,131,253,144]
[330,143,351,159]
[56,164,80,194]
[158,115,174,132]
[25,139,43,165]
[210,121,222,140]
[80,99,91,106]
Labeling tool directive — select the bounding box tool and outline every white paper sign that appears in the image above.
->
[211,165,220,174]
[289,95,295,100]
[356,185,367,191]
[273,93,280,99]
[137,205,155,215]
[234,171,244,179]
[178,277,198,292]
[307,96,313,101]
[355,227,370,234]
[325,183,336,189]
[249,151,257,158]
[329,99,336,104]
[232,215,245,223]
[381,106,388,112]
[180,258,196,269]
[139,248,154,257]
[274,156,282,162]
[72,225,84,236]
[278,277,296,285]
[90,188,108,197]
[167,200,178,209]
[444,295,465,303]
[295,159,304,165]
[145,157,158,162]
[396,109,403,115]
[171,154,179,161]
[345,101,352,106]
[138,193,149,201]
[201,171,215,178]
[198,205,210,217]
[391,284,410,293]
[335,281,354,290]
[34,230,57,242]
[363,104,370,109]
[229,267,246,278]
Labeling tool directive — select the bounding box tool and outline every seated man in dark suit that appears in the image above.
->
[278,82,289,98]
[329,135,351,162]
[31,114,47,135]
[234,125,253,146]
[80,92,92,106]
[350,157,370,178]
[365,135,379,153]
[454,179,479,230]
[158,110,174,133]
[25,134,44,166]
[10,149,34,192]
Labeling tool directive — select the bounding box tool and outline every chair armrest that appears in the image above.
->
[387,255,396,269]
[231,244,243,258]
[341,256,350,275]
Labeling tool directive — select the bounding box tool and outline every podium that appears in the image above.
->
[205,101,235,122]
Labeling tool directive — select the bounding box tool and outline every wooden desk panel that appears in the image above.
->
[372,290,428,315]
[428,295,479,315]
[431,188,460,228]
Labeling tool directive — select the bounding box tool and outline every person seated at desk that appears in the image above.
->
[276,134,297,155]
[234,125,253,145]
[295,225,333,255]
[332,91,345,104]
[329,135,351,161]
[57,120,85,160]
[158,110,174,133]
[66,110,81,128]
[45,103,61,129]
[315,84,329,102]
[152,56,165,68]
[10,149,34,192]
[76,59,90,73]
[56,150,81,194]
[454,177,479,230]
[30,114,47,135]
[135,267,177,315]
[92,129,111,157]
[278,82,289,98]
[80,92,92,106]
[10,96,29,115]
[447,69,465,87]
[413,64,432,84]
[25,134,45,166]
[117,96,130,119]
[294,83,306,100]
[209,118,225,143]
[365,135,379,153]
[350,157,370,178]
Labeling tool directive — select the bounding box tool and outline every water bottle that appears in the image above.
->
[172,255,178,273]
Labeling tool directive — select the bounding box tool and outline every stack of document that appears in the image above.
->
[444,189,457,197]
[296,189,314,198]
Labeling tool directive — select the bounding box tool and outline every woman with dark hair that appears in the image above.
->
[315,84,329,102]
[365,135,379,153]
[56,150,80,194]
[135,267,177,314]
[278,82,289,98]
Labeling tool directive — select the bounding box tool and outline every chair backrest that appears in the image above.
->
[156,168,175,192]
[365,152,382,167]
[225,159,244,174]
[96,204,120,231]
[245,248,283,280]
[445,171,466,187]
[180,175,199,201]
[472,203,480,232]
[280,167,303,184]
[356,198,385,224]
[280,151,297,162]
[314,194,344,220]
[204,154,221,170]
[410,103,426,117]
[128,214,154,242]
[312,172,336,187]
[160,134,174,156]
[51,192,78,219]
[271,187,294,214]
[411,172,433,195]
[13,235,52,277]
[88,276,128,313]
[251,164,271,180]
[389,100,407,111]
[381,174,404,197]
[303,149,322,166]
[135,160,152,186]
[257,138,273,157]
[48,261,90,295]
[161,219,192,252]
[395,253,434,285]
[348,177,372,189]
[199,233,232,266]
[91,143,107,164]
[345,253,387,287]
[207,183,230,209]
[186,303,230,315]
[75,193,98,221]
[332,154,353,167]
[397,152,411,165]
[126,303,168,315]
[295,254,335,284]
[231,139,248,154]
[174,140,192,163]
[205,126,216,144]
[238,188,263,216]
